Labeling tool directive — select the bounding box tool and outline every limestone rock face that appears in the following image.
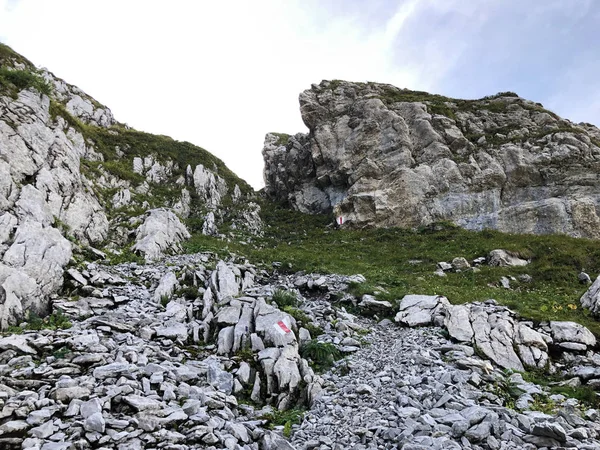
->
[132,209,191,262]
[0,45,259,328]
[580,275,600,316]
[264,80,600,237]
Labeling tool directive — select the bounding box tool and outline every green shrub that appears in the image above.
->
[305,323,324,338]
[175,286,200,300]
[300,340,341,372]
[0,68,52,97]
[25,310,72,331]
[260,408,304,434]
[52,346,71,359]
[272,289,298,308]
[106,247,145,265]
[283,306,310,323]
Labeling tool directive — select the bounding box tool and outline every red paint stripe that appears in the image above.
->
[277,321,291,333]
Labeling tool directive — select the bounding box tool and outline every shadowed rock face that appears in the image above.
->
[263,80,600,237]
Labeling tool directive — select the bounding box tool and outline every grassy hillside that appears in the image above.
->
[185,200,600,336]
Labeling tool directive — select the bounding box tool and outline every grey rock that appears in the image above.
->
[84,412,105,433]
[358,295,393,314]
[263,431,296,450]
[580,274,600,316]
[206,357,234,394]
[451,257,470,271]
[550,321,596,346]
[531,421,567,442]
[132,208,190,262]
[152,271,178,303]
[263,81,600,238]
[395,295,449,327]
[488,249,529,267]
[123,395,163,411]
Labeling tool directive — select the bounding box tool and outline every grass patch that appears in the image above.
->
[0,68,52,98]
[271,289,298,308]
[82,126,250,193]
[260,408,305,437]
[183,200,600,337]
[4,310,73,333]
[0,42,35,67]
[522,370,600,409]
[175,286,200,300]
[106,247,145,265]
[270,132,290,146]
[300,340,342,372]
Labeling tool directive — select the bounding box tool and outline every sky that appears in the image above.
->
[1,0,599,188]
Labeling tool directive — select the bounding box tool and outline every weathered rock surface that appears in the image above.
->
[0,45,261,328]
[292,320,600,450]
[264,80,600,237]
[580,274,600,316]
[395,295,598,375]
[132,208,191,262]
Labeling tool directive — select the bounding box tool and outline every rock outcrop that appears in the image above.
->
[395,295,598,377]
[263,80,600,237]
[581,275,600,316]
[0,44,261,328]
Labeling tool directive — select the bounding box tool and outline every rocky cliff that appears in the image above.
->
[0,44,260,329]
[263,80,600,236]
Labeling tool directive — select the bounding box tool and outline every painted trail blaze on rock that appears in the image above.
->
[275,320,292,335]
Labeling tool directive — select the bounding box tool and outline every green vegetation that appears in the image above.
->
[0,68,52,98]
[175,286,200,300]
[270,132,291,146]
[523,371,600,409]
[260,408,305,437]
[300,340,342,372]
[52,346,72,360]
[271,289,298,308]
[492,375,525,409]
[378,86,459,120]
[529,394,557,414]
[1,43,50,98]
[283,306,323,337]
[184,201,600,336]
[0,42,34,67]
[106,247,145,265]
[83,127,250,192]
[5,310,72,334]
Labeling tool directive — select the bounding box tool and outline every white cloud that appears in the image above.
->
[1,0,598,189]
[0,0,433,188]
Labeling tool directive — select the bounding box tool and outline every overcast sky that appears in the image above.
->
[1,0,599,188]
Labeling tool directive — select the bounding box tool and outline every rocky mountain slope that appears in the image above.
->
[0,43,261,328]
[263,80,600,237]
[2,45,600,450]
[2,253,600,450]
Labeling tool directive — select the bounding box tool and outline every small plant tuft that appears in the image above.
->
[271,289,298,308]
[260,408,304,437]
[300,340,341,372]
[0,68,52,97]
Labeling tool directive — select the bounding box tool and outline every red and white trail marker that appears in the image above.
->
[274,320,292,335]
[336,216,344,226]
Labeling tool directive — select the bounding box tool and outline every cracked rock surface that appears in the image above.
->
[263,80,600,237]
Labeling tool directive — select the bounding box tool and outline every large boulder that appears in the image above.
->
[132,209,190,262]
[264,80,600,237]
[0,221,71,329]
